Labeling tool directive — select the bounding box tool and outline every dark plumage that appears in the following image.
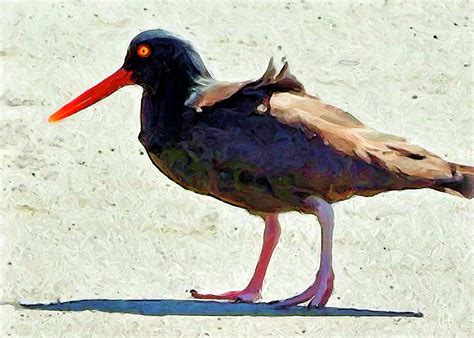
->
[49,29,473,307]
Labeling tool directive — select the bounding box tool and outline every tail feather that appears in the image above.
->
[434,163,474,198]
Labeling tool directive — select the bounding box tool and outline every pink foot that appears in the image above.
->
[190,288,261,302]
[272,268,335,308]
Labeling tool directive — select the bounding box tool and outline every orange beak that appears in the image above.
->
[48,68,134,123]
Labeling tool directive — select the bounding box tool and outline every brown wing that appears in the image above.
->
[269,92,454,181]
[185,78,252,109]
[185,58,305,109]
[187,58,453,182]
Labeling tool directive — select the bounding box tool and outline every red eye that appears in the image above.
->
[137,44,151,58]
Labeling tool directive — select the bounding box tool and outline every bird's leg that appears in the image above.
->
[273,196,335,308]
[191,213,281,302]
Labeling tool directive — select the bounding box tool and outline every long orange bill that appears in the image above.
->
[48,68,134,123]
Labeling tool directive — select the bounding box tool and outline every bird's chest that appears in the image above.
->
[139,108,304,212]
[142,133,277,211]
[145,141,215,195]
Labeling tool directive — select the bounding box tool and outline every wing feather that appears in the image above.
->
[186,58,453,182]
[185,58,304,109]
[269,92,453,181]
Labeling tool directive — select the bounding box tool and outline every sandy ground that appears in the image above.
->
[1,0,473,336]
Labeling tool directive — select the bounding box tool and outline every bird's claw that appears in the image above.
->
[269,268,335,308]
[189,288,261,302]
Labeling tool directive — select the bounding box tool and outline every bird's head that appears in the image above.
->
[48,29,209,123]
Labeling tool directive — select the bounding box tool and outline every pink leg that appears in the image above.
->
[273,196,335,308]
[191,213,281,302]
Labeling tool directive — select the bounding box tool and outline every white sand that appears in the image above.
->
[1,0,473,336]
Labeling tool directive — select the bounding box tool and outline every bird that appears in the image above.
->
[48,29,473,308]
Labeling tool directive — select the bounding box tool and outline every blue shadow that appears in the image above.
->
[20,299,423,317]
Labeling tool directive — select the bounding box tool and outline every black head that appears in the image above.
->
[49,29,210,122]
[123,29,211,94]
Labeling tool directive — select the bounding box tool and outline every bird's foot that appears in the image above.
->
[190,288,261,302]
[271,268,334,308]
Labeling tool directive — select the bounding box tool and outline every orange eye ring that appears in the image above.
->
[137,44,151,58]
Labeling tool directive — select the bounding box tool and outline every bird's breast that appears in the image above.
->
[142,139,293,213]
[140,115,312,213]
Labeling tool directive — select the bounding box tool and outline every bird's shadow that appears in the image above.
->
[20,299,423,317]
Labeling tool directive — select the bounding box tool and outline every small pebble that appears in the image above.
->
[412,95,418,99]
[338,59,360,66]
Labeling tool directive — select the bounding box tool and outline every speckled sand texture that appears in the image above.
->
[1,1,473,336]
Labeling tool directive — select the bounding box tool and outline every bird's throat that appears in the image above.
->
[139,52,212,151]
[139,89,187,151]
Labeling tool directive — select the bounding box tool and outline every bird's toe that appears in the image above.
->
[189,288,261,302]
[235,290,261,303]
[307,270,335,308]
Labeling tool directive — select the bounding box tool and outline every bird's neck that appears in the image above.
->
[139,59,211,151]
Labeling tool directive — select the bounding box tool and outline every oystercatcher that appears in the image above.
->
[49,29,473,308]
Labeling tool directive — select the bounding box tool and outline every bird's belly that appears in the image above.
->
[147,148,293,213]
